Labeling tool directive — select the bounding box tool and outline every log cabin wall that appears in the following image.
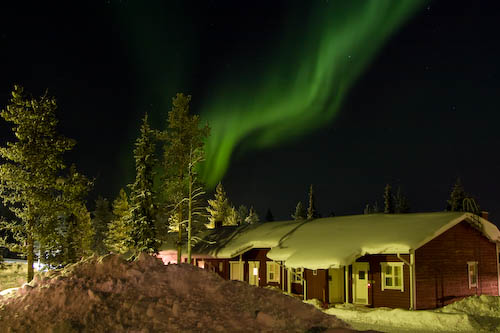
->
[415,220,499,309]
[356,254,411,308]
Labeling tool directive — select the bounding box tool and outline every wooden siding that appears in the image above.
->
[204,259,230,280]
[304,269,328,303]
[415,220,499,309]
[356,254,411,308]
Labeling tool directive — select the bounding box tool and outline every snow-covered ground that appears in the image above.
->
[305,296,500,333]
[0,254,360,332]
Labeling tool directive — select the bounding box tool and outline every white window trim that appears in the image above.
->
[467,261,478,288]
[229,261,244,281]
[266,261,281,283]
[380,262,404,292]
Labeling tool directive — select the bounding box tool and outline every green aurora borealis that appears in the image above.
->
[198,1,423,187]
[117,1,424,188]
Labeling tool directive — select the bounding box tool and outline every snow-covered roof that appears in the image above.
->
[207,212,500,269]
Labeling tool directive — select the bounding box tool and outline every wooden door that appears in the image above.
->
[248,261,260,286]
[353,262,369,305]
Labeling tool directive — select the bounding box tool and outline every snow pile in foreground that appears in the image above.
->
[323,296,500,333]
[0,254,358,332]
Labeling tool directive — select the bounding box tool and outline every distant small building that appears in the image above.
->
[158,212,500,310]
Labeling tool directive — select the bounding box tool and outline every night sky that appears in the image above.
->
[1,1,499,225]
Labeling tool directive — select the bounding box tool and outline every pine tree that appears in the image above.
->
[0,86,78,282]
[265,208,274,222]
[384,184,394,214]
[307,184,319,219]
[206,182,229,228]
[237,205,249,225]
[127,114,160,256]
[292,201,306,220]
[161,93,209,263]
[245,206,260,224]
[447,178,467,212]
[105,189,132,254]
[91,196,113,255]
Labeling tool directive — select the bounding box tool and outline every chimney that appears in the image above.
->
[481,211,489,220]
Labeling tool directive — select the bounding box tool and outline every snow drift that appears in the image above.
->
[0,254,361,332]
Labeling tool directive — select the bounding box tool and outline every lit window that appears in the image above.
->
[468,261,478,288]
[218,262,224,272]
[381,262,404,291]
[266,261,281,282]
[292,268,303,283]
[229,261,243,281]
[313,269,317,276]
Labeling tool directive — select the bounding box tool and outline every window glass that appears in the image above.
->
[359,271,365,280]
[386,277,392,286]
[381,262,403,291]
[468,262,478,288]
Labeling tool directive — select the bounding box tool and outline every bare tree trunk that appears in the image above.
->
[187,169,193,264]
[177,207,182,264]
[27,232,34,282]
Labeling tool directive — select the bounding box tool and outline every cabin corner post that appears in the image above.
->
[344,265,349,304]
[287,267,292,294]
[410,250,416,310]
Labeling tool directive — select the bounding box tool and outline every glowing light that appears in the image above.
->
[199,1,424,187]
[253,267,258,276]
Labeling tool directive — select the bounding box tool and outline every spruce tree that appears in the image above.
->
[39,164,93,266]
[245,206,260,224]
[105,189,132,254]
[394,186,410,214]
[91,196,113,255]
[0,86,78,282]
[292,201,306,220]
[237,205,249,225]
[265,208,274,222]
[225,206,239,226]
[307,184,319,219]
[206,182,229,228]
[447,178,467,212]
[364,203,371,215]
[161,93,209,263]
[128,114,160,256]
[384,184,394,214]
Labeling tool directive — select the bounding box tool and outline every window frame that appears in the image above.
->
[266,261,281,283]
[467,261,478,288]
[292,267,303,283]
[380,262,404,292]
